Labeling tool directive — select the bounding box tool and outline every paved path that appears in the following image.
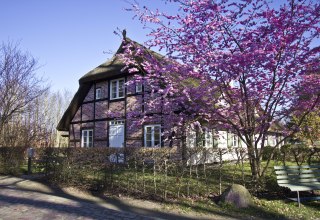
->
[0,175,238,220]
[0,176,153,220]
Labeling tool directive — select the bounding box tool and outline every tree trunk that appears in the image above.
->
[247,143,259,181]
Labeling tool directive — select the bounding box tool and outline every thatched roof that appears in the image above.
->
[56,83,91,131]
[79,41,127,84]
[57,37,164,131]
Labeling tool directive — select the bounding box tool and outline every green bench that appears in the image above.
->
[274,165,320,207]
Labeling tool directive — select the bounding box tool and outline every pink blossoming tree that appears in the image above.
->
[122,0,320,180]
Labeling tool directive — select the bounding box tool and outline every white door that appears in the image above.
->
[109,120,124,147]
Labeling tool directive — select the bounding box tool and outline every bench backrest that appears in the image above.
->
[274,165,320,185]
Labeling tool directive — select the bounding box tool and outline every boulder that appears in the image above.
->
[220,184,253,208]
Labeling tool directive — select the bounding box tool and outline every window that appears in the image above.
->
[271,136,277,146]
[110,120,125,125]
[187,128,213,148]
[202,129,213,148]
[110,78,125,100]
[232,135,238,147]
[144,125,161,147]
[81,129,93,147]
[135,82,142,93]
[95,88,102,100]
[187,130,196,148]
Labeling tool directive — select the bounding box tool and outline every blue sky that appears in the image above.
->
[1,0,319,94]
[0,0,170,93]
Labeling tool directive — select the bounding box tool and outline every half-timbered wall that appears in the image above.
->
[68,75,179,148]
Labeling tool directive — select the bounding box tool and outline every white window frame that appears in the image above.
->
[202,129,213,148]
[144,125,161,147]
[232,134,238,147]
[81,129,93,147]
[110,78,125,100]
[188,128,213,148]
[135,82,142,93]
[109,120,125,125]
[95,87,102,100]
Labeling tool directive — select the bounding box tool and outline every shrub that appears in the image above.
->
[0,146,27,175]
[290,143,310,165]
[262,146,280,161]
[280,144,292,165]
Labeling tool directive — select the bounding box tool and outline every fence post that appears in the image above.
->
[27,147,34,175]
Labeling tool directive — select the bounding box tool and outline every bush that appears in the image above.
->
[35,147,117,189]
[290,143,309,165]
[262,146,280,161]
[0,146,27,175]
[279,144,292,165]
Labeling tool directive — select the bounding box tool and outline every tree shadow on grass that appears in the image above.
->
[152,197,290,220]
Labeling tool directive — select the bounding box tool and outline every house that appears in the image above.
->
[57,36,182,151]
[57,35,284,163]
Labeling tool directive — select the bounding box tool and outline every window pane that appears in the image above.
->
[146,127,152,134]
[205,131,212,147]
[146,140,152,147]
[146,133,152,141]
[82,130,93,147]
[233,135,237,146]
[96,88,101,99]
[111,81,117,98]
[145,125,161,147]
[154,127,160,142]
[82,130,87,147]
[154,126,160,134]
[136,83,142,92]
[112,81,117,87]
[154,133,160,146]
[118,80,124,97]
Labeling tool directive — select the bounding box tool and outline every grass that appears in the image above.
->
[162,197,320,220]
[169,161,320,220]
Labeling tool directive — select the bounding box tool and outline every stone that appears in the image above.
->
[220,184,253,208]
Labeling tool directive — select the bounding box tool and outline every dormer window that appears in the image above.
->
[110,78,125,100]
[96,88,102,100]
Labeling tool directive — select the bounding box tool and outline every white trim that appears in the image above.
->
[203,129,213,148]
[187,128,213,148]
[109,120,125,148]
[110,78,125,100]
[232,134,238,147]
[81,129,93,147]
[144,124,161,147]
[110,120,125,125]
